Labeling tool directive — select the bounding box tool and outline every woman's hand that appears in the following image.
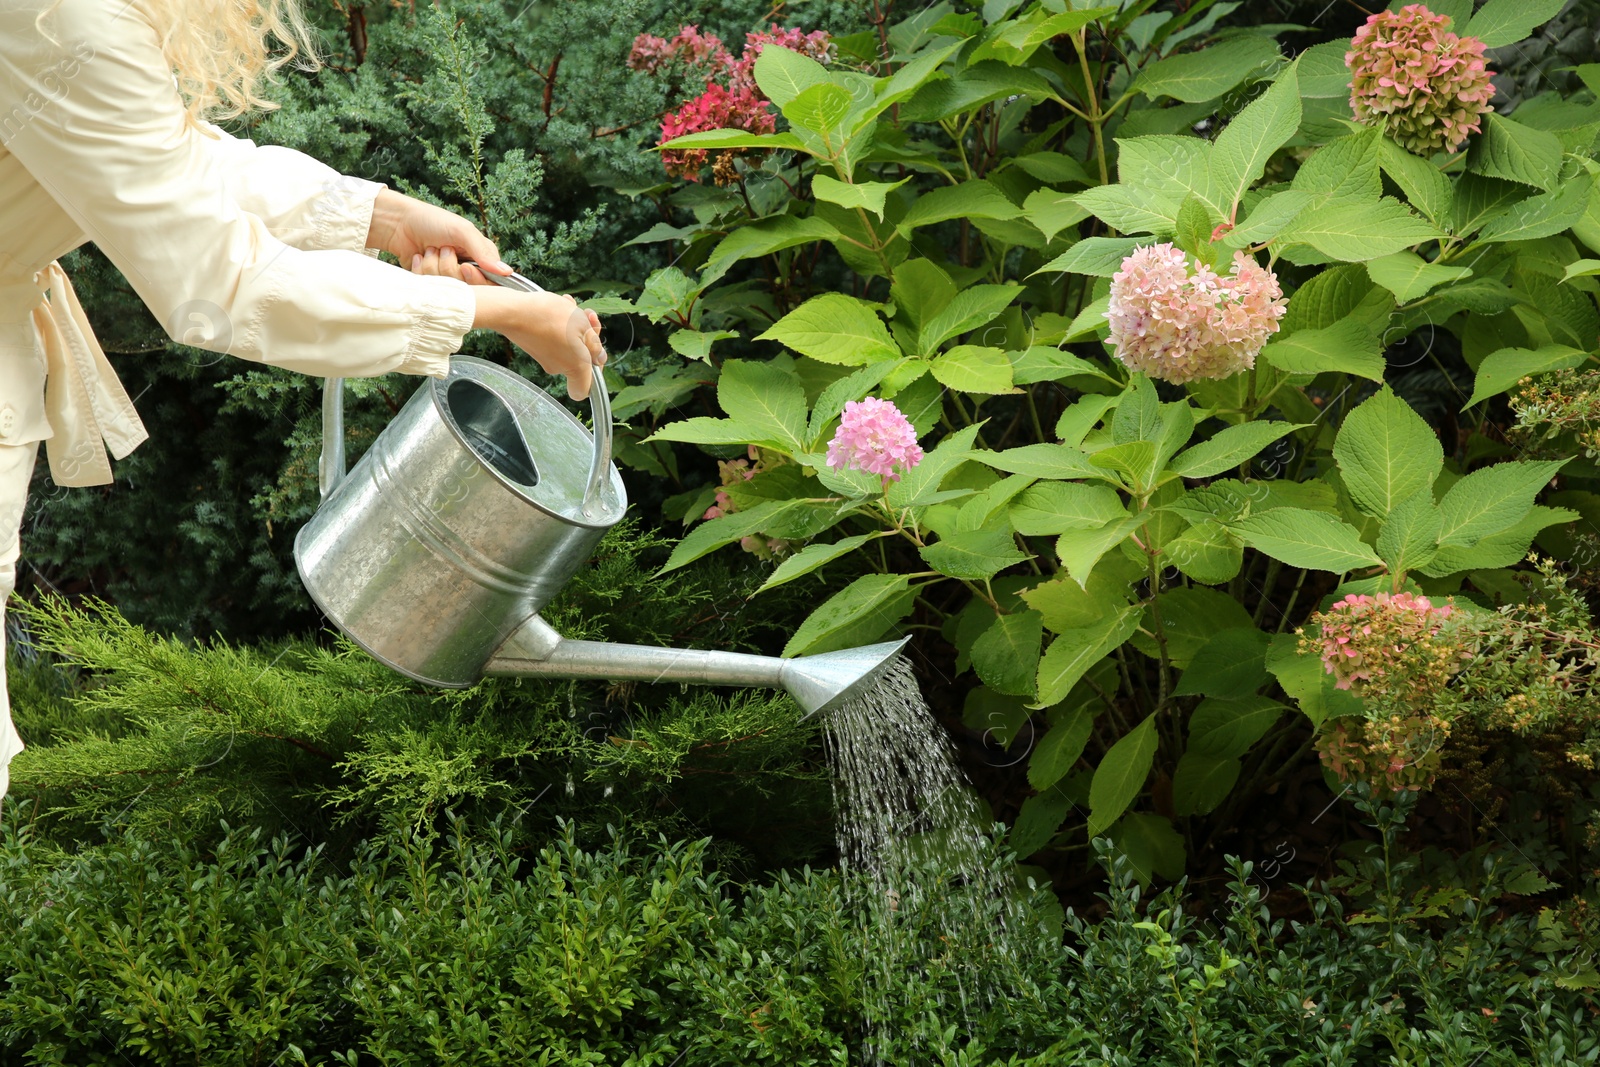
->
[471,286,606,401]
[366,189,509,285]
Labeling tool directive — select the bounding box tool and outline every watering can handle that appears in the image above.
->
[318,265,614,516]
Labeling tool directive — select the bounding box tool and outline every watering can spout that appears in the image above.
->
[483,616,909,719]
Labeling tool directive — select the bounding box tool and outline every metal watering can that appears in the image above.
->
[293,269,907,718]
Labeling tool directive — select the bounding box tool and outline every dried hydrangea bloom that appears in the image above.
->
[1312,590,1457,691]
[1106,243,1287,384]
[1346,4,1495,155]
[826,397,924,483]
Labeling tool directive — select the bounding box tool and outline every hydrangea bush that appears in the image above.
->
[598,0,1600,882]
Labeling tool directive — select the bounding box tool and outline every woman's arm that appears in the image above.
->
[0,0,595,391]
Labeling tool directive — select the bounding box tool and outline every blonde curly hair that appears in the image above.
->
[42,0,321,125]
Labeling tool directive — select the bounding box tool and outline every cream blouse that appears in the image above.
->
[0,0,479,487]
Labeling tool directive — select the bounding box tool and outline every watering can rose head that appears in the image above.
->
[826,397,924,484]
[1106,243,1286,384]
[1345,3,1494,156]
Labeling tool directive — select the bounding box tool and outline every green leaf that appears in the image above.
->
[1174,194,1217,265]
[1108,813,1186,882]
[1436,459,1569,547]
[783,82,854,139]
[1279,197,1442,262]
[656,129,807,152]
[756,533,883,593]
[1259,319,1385,380]
[1034,237,1144,277]
[1023,6,1117,46]
[921,529,1030,580]
[811,174,909,220]
[1188,695,1287,759]
[1172,752,1241,817]
[1072,184,1180,236]
[1056,515,1145,589]
[917,285,1024,353]
[1028,705,1094,790]
[898,181,1024,234]
[1010,346,1114,386]
[1233,508,1383,572]
[956,473,1036,533]
[662,499,825,573]
[701,215,841,286]
[757,294,900,366]
[667,329,739,362]
[717,359,808,452]
[1036,604,1142,708]
[1165,521,1244,584]
[1169,422,1304,479]
[891,259,957,332]
[1265,631,1362,730]
[1333,385,1443,520]
[1423,505,1577,575]
[1467,346,1589,407]
[1130,586,1254,668]
[931,345,1015,394]
[1465,0,1566,48]
[1117,136,1223,220]
[1467,115,1563,191]
[1297,39,1354,98]
[1223,190,1313,247]
[1013,152,1092,186]
[1023,188,1092,242]
[1132,37,1280,103]
[1291,127,1382,205]
[1008,789,1072,858]
[782,573,915,657]
[1009,482,1128,536]
[971,609,1045,696]
[1112,374,1162,444]
[887,424,981,509]
[900,61,1053,123]
[1173,628,1272,699]
[1365,251,1473,303]
[1210,62,1302,216]
[1375,489,1442,575]
[1561,259,1600,283]
[754,45,828,107]
[978,444,1102,480]
[646,416,774,447]
[1377,139,1454,226]
[1088,713,1158,838]
[1477,178,1590,244]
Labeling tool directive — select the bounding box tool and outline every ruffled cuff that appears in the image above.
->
[313,175,386,253]
[397,276,476,378]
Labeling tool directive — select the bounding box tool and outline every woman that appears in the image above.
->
[0,0,606,806]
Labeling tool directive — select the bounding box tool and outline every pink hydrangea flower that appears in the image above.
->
[628,25,731,74]
[1106,243,1287,384]
[1346,4,1495,155]
[826,397,924,483]
[659,82,777,180]
[1316,591,1456,690]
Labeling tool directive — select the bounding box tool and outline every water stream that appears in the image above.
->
[822,656,1045,1063]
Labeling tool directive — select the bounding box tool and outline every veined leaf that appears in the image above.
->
[887,424,981,509]
[783,573,915,656]
[1034,237,1145,277]
[1036,604,1143,709]
[1436,459,1569,548]
[756,533,884,593]
[1165,521,1244,584]
[657,129,806,152]
[917,285,1024,353]
[971,610,1045,697]
[1467,115,1563,191]
[701,216,841,286]
[1009,482,1128,536]
[812,174,909,219]
[1187,695,1287,759]
[1465,0,1566,48]
[1056,514,1145,588]
[978,444,1103,480]
[1477,178,1590,244]
[1278,197,1441,262]
[1132,37,1280,103]
[757,294,900,366]
[1087,713,1158,837]
[1073,184,1179,236]
[1259,318,1384,380]
[1210,63,1302,216]
[1333,385,1443,520]
[898,180,1024,234]
[754,45,828,107]
[1169,422,1305,479]
[1233,508,1383,572]
[1377,139,1454,226]
[921,529,1030,580]
[664,499,830,573]
[1365,251,1472,303]
[931,345,1015,394]
[1467,345,1590,407]
[1376,490,1442,574]
[1172,752,1241,817]
[1028,705,1094,791]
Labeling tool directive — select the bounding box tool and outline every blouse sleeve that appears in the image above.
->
[0,0,475,380]
[196,122,386,254]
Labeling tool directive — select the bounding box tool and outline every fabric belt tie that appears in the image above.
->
[30,261,148,486]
